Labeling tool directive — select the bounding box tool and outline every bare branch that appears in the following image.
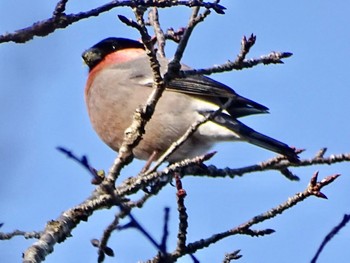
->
[236,34,256,63]
[222,250,242,262]
[96,214,120,262]
[182,50,293,77]
[0,0,225,44]
[166,3,214,78]
[115,153,216,198]
[149,7,166,57]
[311,214,350,263]
[22,149,213,262]
[9,2,347,263]
[53,0,69,17]
[174,173,188,254]
[186,150,350,179]
[148,98,233,172]
[180,172,340,257]
[160,208,171,254]
[165,27,186,43]
[56,147,104,184]
[22,193,118,262]
[95,194,152,262]
[0,230,41,240]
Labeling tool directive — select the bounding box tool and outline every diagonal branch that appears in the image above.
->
[166,3,213,78]
[148,98,233,172]
[311,214,350,263]
[22,150,214,263]
[148,7,166,57]
[178,172,340,257]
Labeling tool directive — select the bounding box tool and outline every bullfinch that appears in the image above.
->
[82,37,299,163]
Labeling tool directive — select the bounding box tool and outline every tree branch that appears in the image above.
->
[0,230,41,240]
[186,149,350,179]
[0,0,225,44]
[311,214,350,263]
[180,172,340,257]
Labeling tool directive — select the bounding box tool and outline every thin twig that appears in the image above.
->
[166,5,206,78]
[186,150,350,179]
[94,194,151,262]
[56,147,104,184]
[179,172,340,256]
[115,152,216,198]
[53,0,69,17]
[160,207,170,253]
[149,7,166,57]
[0,230,41,240]
[174,173,188,253]
[182,51,293,77]
[148,98,233,172]
[222,250,242,262]
[311,214,350,263]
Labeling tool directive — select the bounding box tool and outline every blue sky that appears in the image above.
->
[0,1,349,262]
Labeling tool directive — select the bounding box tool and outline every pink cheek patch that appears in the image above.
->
[85,48,144,98]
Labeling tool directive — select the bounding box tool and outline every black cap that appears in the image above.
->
[82,38,144,70]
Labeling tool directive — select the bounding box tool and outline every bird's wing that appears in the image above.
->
[127,56,269,117]
[168,74,236,98]
[167,74,269,117]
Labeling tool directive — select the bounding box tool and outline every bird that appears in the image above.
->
[82,37,299,163]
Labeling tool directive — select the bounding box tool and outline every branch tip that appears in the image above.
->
[203,151,217,161]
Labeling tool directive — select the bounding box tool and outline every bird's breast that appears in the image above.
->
[85,66,235,161]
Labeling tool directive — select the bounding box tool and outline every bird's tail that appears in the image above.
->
[212,113,300,162]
